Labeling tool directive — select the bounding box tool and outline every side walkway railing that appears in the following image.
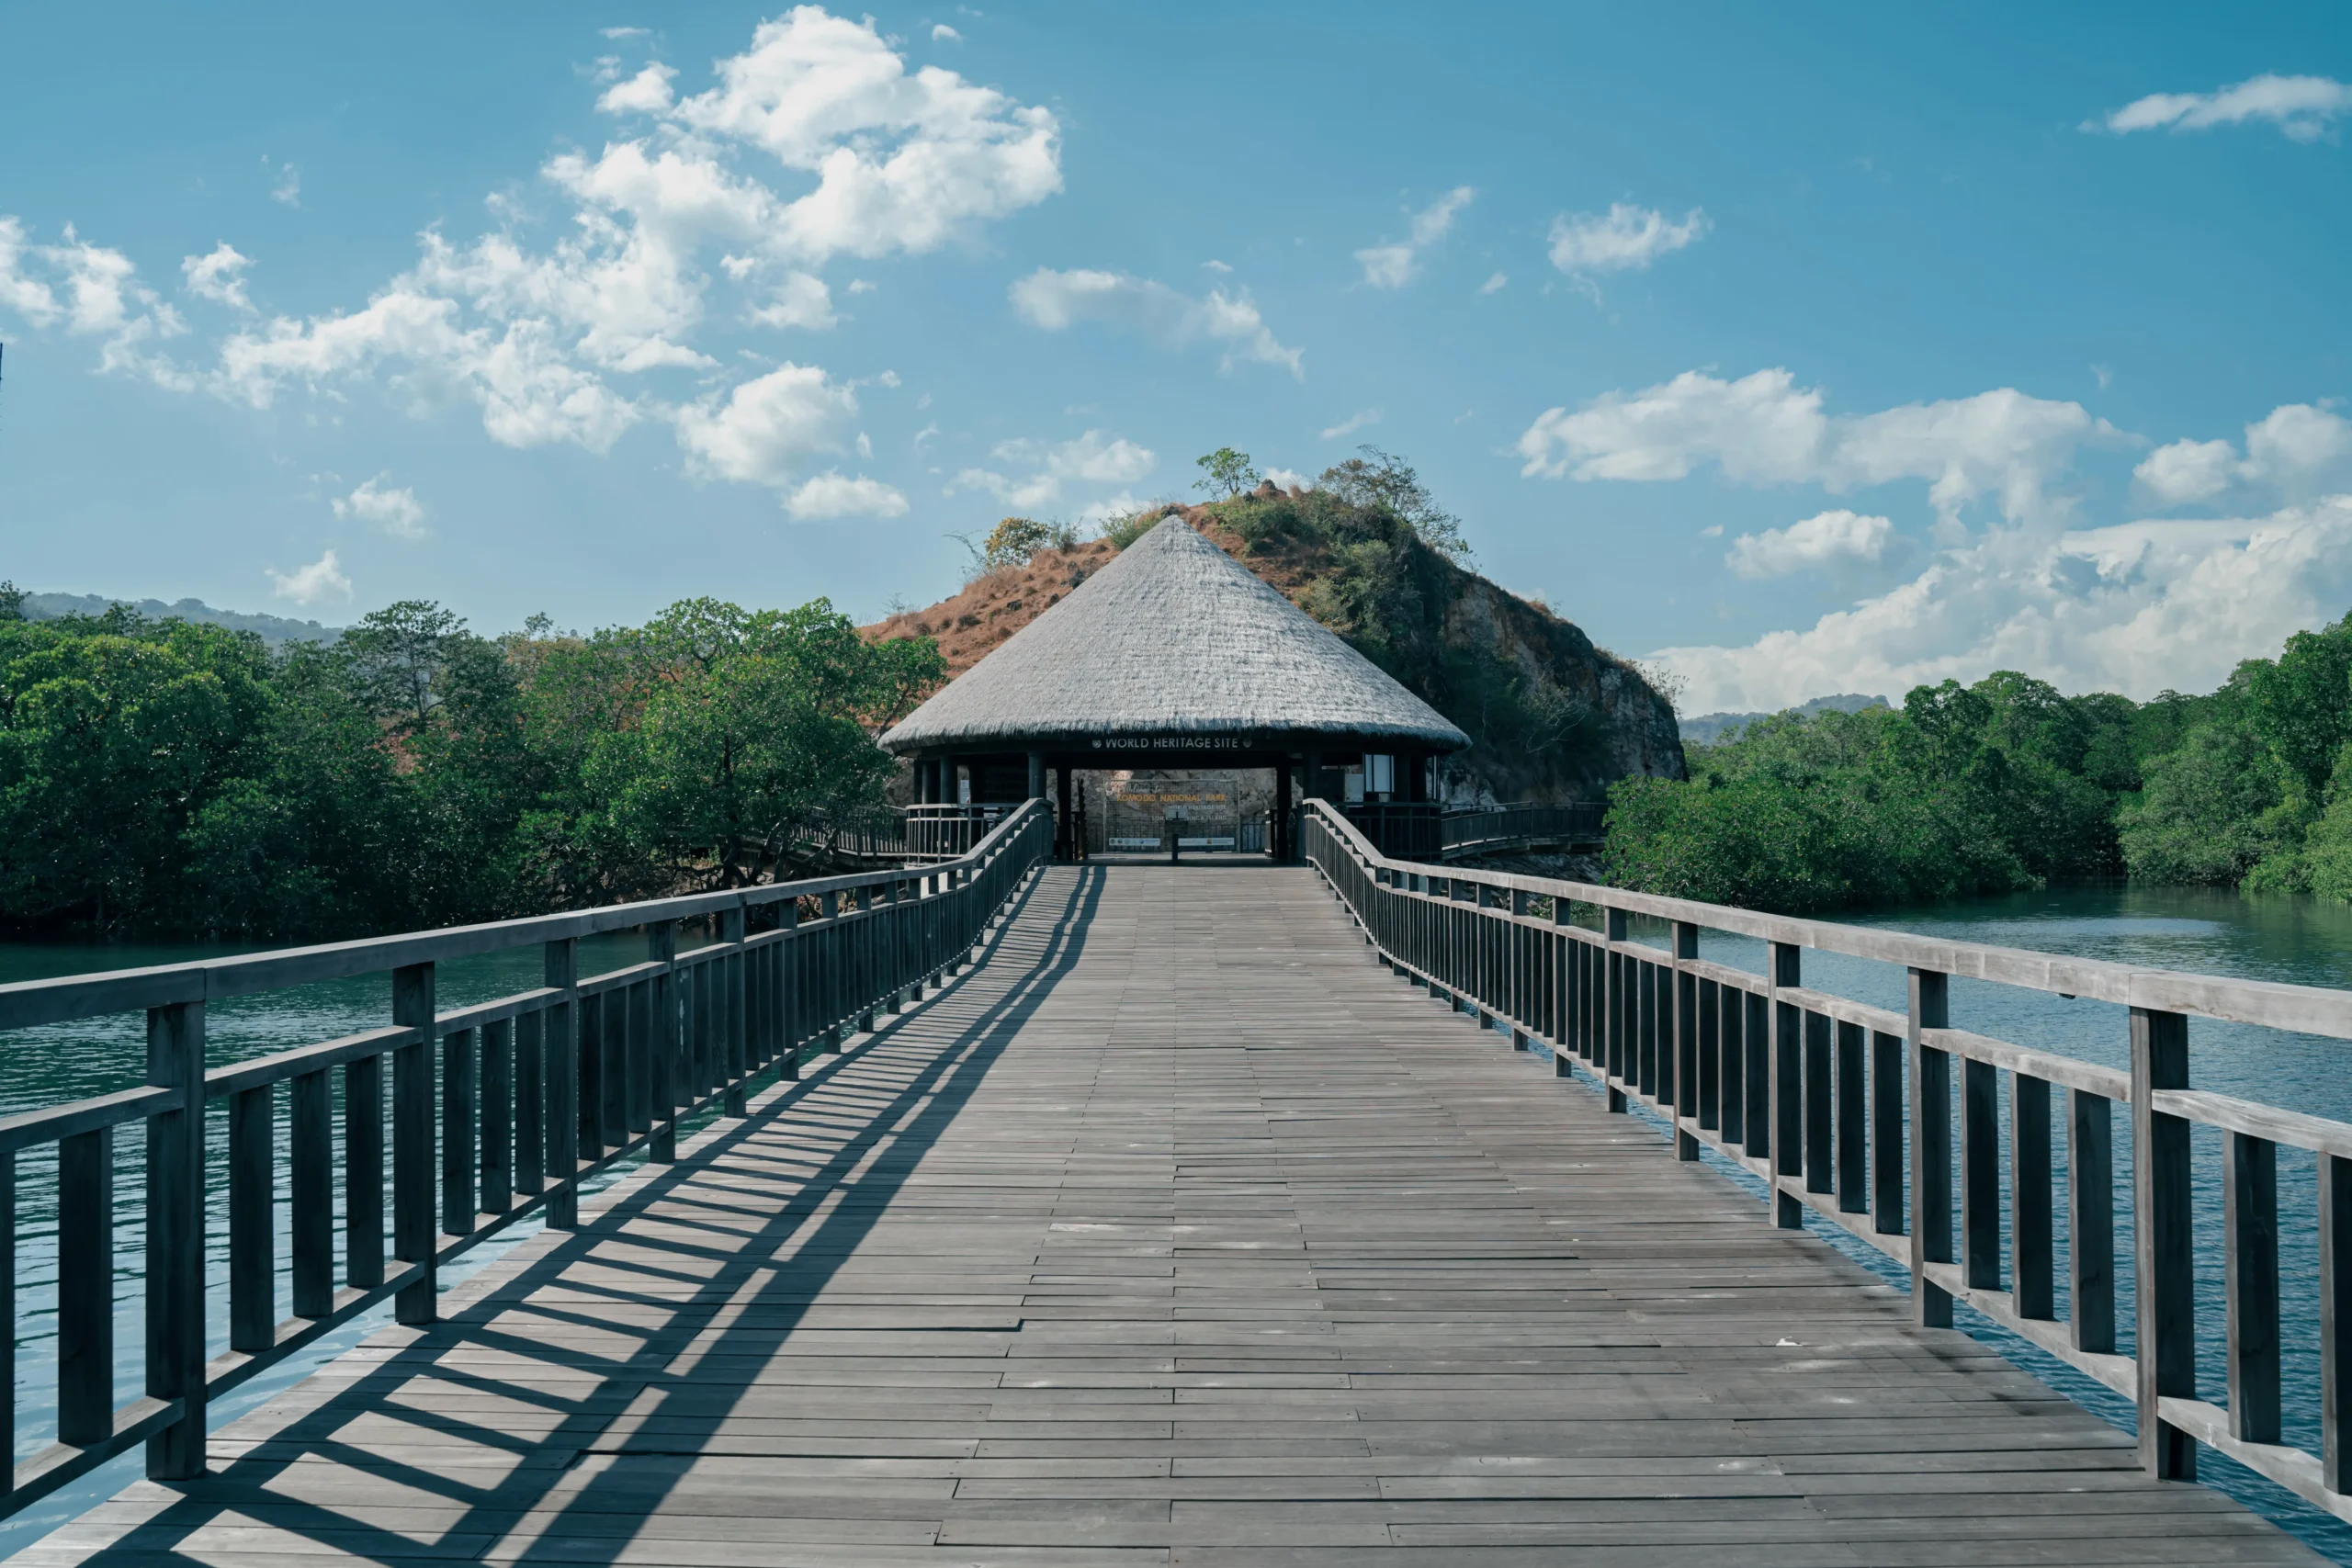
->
[0,800,1052,1517]
[1303,798,2352,1523]
[1439,802,1605,860]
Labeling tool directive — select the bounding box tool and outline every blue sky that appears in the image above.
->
[1,2,2347,712]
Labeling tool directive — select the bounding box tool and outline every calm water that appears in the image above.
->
[6,887,2352,1557]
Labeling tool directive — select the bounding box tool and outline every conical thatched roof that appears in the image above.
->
[881,517,1468,754]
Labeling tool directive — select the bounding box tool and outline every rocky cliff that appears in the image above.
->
[863,487,1686,802]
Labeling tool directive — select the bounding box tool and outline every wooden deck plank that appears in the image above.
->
[19,864,2332,1566]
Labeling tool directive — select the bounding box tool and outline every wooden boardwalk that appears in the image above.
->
[29,865,2326,1566]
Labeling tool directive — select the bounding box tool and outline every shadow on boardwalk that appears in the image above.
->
[37,866,1107,1567]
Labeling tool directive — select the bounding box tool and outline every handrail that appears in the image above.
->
[1300,796,2352,1527]
[0,798,1055,1517]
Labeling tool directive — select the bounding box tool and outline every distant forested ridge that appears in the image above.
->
[1607,612,2352,914]
[0,584,940,940]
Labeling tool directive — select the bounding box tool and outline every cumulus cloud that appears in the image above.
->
[1354,186,1473,289]
[2091,73,2352,141]
[1548,202,1708,278]
[1320,408,1380,440]
[181,243,255,311]
[932,23,961,40]
[0,220,188,385]
[334,475,428,539]
[1262,467,1313,491]
[954,428,1156,509]
[673,360,858,487]
[175,9,1057,465]
[1480,271,1508,294]
[1654,499,2352,713]
[1009,267,1301,377]
[1725,510,1894,580]
[786,470,908,519]
[266,549,352,605]
[2136,403,2352,504]
[266,159,300,208]
[1516,367,2120,527]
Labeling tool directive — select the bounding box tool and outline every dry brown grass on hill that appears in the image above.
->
[860,538,1117,678]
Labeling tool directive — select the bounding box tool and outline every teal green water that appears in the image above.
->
[7,886,2352,1557]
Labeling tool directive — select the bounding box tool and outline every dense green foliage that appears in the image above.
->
[0,592,940,939]
[1607,613,2352,913]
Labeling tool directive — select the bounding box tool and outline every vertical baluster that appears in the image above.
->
[2132,1005,2196,1479]
[2012,1073,2053,1319]
[576,991,605,1166]
[1804,1011,1833,1197]
[144,998,205,1479]
[1909,968,1953,1327]
[290,1068,334,1318]
[1609,907,1627,1114]
[781,903,802,1082]
[391,962,437,1325]
[230,1084,276,1350]
[441,1025,477,1235]
[603,984,630,1147]
[1833,1020,1866,1213]
[2322,1152,2352,1492]
[545,940,581,1229]
[57,1128,112,1447]
[2070,1089,2115,1353]
[1672,921,1698,1158]
[1719,985,1745,1147]
[1871,1029,1905,1235]
[516,1010,544,1198]
[1962,1056,2000,1292]
[345,1053,383,1288]
[649,924,678,1163]
[724,906,750,1115]
[1770,944,1803,1228]
[481,1019,513,1212]
[1696,980,1720,1132]
[626,976,651,1139]
[2225,1130,2281,1443]
[0,1149,12,1482]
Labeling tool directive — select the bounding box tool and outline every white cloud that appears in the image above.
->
[1354,186,1472,289]
[932,23,961,40]
[597,62,677,115]
[0,220,188,385]
[2092,73,2352,142]
[1320,408,1381,440]
[334,475,428,539]
[601,26,650,39]
[749,269,836,330]
[846,277,876,293]
[1654,498,2352,712]
[0,217,60,326]
[1263,467,1312,491]
[786,470,908,518]
[1480,271,1508,294]
[266,549,352,605]
[1547,202,1708,277]
[1009,267,1301,377]
[954,428,1156,508]
[267,160,300,208]
[1517,367,2119,527]
[181,243,254,312]
[1202,258,1231,273]
[2136,403,2352,504]
[673,360,857,487]
[1725,510,1894,579]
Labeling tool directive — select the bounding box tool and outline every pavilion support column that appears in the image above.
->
[1055,767,1073,861]
[1273,759,1294,862]
[1027,750,1045,802]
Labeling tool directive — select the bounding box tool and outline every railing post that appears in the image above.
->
[1603,907,1628,1113]
[2012,1073,2053,1319]
[1908,967,1952,1327]
[2071,1089,2115,1354]
[144,999,206,1480]
[2225,1128,2282,1444]
[1672,920,1700,1160]
[440,1025,476,1235]
[56,1126,113,1448]
[1962,1047,1999,1292]
[2132,1005,2196,1480]
[1770,942,1804,1228]
[2323,1153,2352,1491]
[1871,1028,1905,1236]
[779,902,802,1082]
[392,962,437,1324]
[546,939,580,1230]
[1552,897,1576,1080]
[1509,890,1531,1051]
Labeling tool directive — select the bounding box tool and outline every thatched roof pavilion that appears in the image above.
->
[882,517,1466,852]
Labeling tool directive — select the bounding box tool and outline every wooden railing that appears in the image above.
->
[0,800,1053,1518]
[904,802,1021,862]
[1303,798,2352,1523]
[1439,801,1605,859]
